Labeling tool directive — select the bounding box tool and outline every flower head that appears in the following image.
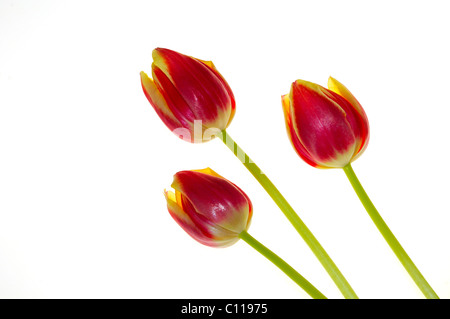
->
[165,168,252,247]
[282,77,369,168]
[141,48,235,143]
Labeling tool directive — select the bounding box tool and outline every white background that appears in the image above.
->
[1,0,449,299]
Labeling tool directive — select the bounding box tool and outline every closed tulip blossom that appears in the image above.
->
[140,48,235,143]
[142,48,357,298]
[281,77,438,299]
[282,77,369,169]
[164,168,326,299]
[165,168,252,247]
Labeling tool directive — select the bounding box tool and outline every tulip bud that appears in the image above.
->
[140,48,235,143]
[282,77,369,168]
[164,168,252,247]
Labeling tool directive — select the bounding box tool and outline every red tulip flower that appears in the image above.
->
[165,168,252,247]
[164,168,326,298]
[140,48,235,143]
[282,77,369,168]
[281,77,439,298]
[142,48,357,298]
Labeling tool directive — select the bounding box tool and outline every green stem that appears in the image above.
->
[219,130,358,299]
[343,163,439,299]
[239,231,327,299]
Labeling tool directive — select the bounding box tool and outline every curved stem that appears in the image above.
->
[219,130,358,299]
[239,231,327,299]
[343,163,439,299]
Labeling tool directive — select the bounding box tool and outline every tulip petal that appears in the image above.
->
[327,77,365,118]
[196,59,216,71]
[191,167,224,179]
[151,65,196,127]
[327,77,370,158]
[140,71,182,132]
[196,58,236,128]
[179,193,240,245]
[165,190,218,247]
[192,168,253,228]
[282,94,322,168]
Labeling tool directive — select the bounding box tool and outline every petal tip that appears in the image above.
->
[281,94,290,113]
[140,71,155,90]
[327,76,339,90]
[152,48,170,69]
[140,70,150,80]
[192,167,223,179]
[293,79,322,92]
[152,47,164,57]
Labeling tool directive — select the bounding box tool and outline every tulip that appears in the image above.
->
[164,168,327,299]
[282,77,438,299]
[281,77,369,168]
[142,48,357,298]
[164,168,252,247]
[140,48,235,143]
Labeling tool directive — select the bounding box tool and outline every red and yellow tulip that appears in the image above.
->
[140,48,235,143]
[282,77,369,168]
[165,168,252,247]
